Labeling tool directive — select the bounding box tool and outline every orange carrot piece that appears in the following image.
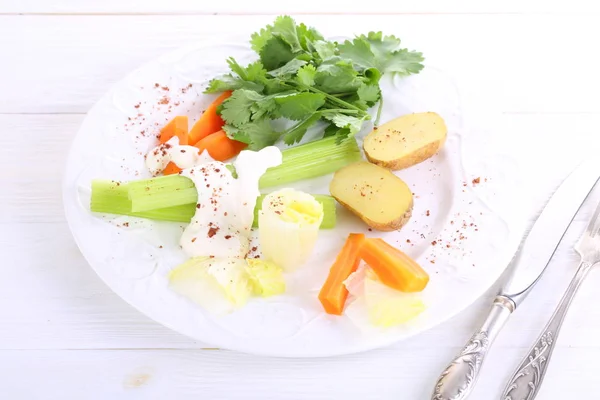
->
[159,115,189,145]
[359,238,429,292]
[194,130,247,162]
[188,91,232,145]
[159,115,189,175]
[163,163,182,175]
[318,233,366,315]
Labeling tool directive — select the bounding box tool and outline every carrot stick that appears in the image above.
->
[194,130,247,162]
[163,163,182,176]
[318,233,365,315]
[159,116,189,175]
[189,91,232,145]
[160,115,188,145]
[359,238,429,292]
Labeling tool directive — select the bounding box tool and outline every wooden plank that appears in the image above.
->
[3,0,598,15]
[1,15,600,114]
[1,346,600,399]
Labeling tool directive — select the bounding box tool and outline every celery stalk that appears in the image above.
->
[127,136,360,211]
[90,180,195,222]
[91,180,336,228]
[259,136,361,188]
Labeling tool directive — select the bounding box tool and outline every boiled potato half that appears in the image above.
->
[329,161,413,232]
[363,112,447,170]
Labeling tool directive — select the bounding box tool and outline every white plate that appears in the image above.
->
[63,40,523,357]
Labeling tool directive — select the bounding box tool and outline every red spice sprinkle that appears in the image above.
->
[159,96,170,105]
[154,83,159,88]
[472,177,481,185]
[207,227,219,238]
[159,245,163,249]
[196,204,201,209]
[431,240,437,246]
[224,212,228,216]
[430,260,436,264]
[134,104,140,109]
[123,222,129,227]
[224,235,232,240]
[426,210,431,216]
[406,239,411,243]
[446,244,451,248]
[251,246,258,252]
[161,86,170,91]
[368,228,373,232]
[191,237,197,243]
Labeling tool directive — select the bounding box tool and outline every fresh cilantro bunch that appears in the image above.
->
[205,16,424,150]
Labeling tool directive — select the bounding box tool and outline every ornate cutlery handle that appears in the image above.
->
[432,296,515,400]
[501,261,593,400]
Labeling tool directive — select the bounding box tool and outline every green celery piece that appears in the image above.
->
[130,187,198,213]
[253,194,336,229]
[90,180,195,222]
[128,175,194,198]
[259,136,361,188]
[127,136,360,208]
[91,180,335,229]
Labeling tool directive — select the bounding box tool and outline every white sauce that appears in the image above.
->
[180,146,283,259]
[145,137,213,176]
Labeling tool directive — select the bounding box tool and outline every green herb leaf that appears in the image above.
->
[271,15,302,53]
[282,114,321,145]
[260,37,296,70]
[297,23,324,51]
[313,40,337,60]
[326,114,368,141]
[268,59,307,78]
[224,119,281,150]
[275,93,326,120]
[315,60,362,94]
[357,84,381,106]
[339,32,424,75]
[220,90,265,126]
[296,64,317,86]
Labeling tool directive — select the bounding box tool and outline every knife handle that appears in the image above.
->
[501,261,593,400]
[431,296,515,400]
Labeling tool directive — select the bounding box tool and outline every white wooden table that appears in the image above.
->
[3,2,600,399]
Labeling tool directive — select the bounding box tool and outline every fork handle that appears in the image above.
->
[501,261,594,400]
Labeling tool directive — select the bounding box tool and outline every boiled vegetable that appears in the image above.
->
[90,180,336,227]
[318,233,365,315]
[245,259,286,297]
[188,91,232,144]
[159,115,189,175]
[193,129,247,161]
[329,161,413,231]
[363,112,447,170]
[258,189,324,271]
[359,238,429,292]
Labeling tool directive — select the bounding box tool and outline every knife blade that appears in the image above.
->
[431,157,600,400]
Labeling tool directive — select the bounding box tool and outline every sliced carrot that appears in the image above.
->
[159,115,189,145]
[163,163,182,175]
[194,129,247,162]
[318,233,366,315]
[359,238,429,292]
[188,91,232,145]
[158,116,188,175]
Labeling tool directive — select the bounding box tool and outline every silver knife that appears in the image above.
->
[431,157,600,400]
[501,197,600,399]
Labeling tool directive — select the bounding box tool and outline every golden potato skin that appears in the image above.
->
[334,196,413,232]
[363,112,447,171]
[329,161,413,232]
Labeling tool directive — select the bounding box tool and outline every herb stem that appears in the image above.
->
[374,97,384,127]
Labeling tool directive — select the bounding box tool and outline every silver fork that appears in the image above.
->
[501,198,600,399]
